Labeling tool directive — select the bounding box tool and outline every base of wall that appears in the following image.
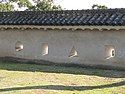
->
[0,56,125,71]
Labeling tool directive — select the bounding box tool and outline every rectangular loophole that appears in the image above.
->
[42,43,48,56]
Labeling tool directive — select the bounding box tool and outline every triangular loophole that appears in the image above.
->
[69,46,78,58]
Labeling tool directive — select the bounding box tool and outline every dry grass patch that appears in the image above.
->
[0,61,125,94]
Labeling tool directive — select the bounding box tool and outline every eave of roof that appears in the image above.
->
[0,25,125,31]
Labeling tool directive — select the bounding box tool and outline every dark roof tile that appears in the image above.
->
[0,9,125,26]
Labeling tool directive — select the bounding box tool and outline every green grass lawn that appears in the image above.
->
[0,61,125,94]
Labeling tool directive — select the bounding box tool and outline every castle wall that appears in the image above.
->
[0,28,125,68]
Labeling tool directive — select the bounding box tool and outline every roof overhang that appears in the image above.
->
[0,25,125,31]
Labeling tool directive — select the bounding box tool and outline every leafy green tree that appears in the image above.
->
[0,3,13,11]
[10,0,32,8]
[0,0,61,11]
[28,0,61,11]
[92,4,108,9]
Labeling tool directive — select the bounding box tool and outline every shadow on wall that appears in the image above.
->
[0,57,125,78]
[0,81,125,92]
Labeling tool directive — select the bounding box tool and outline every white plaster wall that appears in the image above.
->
[0,28,125,68]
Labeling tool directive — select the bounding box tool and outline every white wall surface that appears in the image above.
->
[0,28,125,68]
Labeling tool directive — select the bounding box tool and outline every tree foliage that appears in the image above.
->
[0,0,61,11]
[10,0,32,8]
[28,0,61,11]
[0,3,13,11]
[92,4,108,9]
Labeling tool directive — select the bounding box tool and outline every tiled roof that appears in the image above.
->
[0,9,125,26]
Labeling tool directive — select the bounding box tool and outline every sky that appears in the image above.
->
[54,0,125,10]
